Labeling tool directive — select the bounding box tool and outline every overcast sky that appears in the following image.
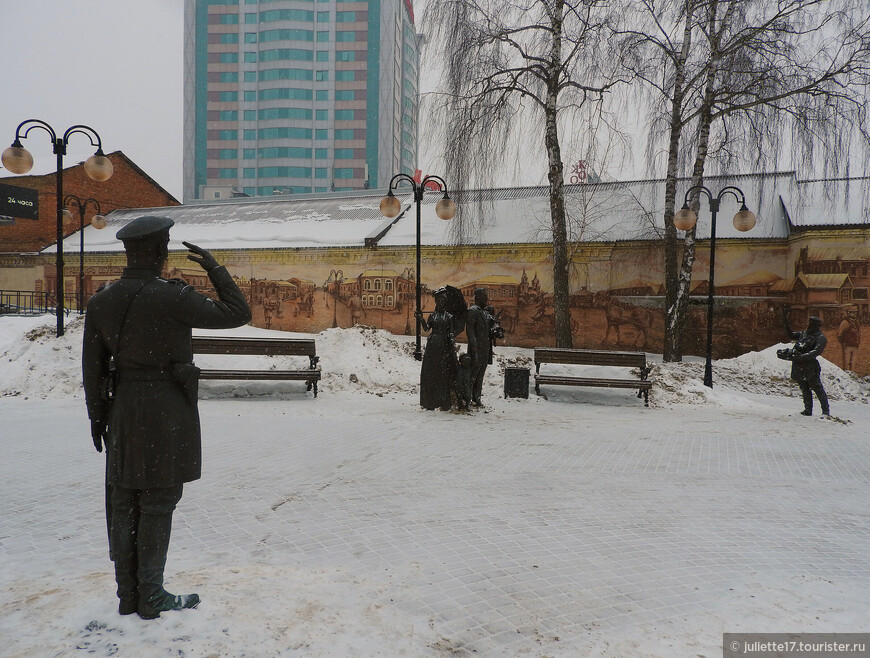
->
[0,0,186,201]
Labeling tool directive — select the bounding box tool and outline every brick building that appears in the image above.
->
[0,150,179,253]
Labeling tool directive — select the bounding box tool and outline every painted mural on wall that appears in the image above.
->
[31,234,870,375]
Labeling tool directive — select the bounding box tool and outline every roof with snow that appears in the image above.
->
[45,172,870,255]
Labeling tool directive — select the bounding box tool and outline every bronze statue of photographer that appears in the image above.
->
[777,313,830,417]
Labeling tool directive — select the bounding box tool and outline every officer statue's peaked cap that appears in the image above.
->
[809,316,822,325]
[116,215,174,241]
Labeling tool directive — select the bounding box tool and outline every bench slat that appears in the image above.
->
[192,336,315,357]
[198,369,321,381]
[534,375,651,389]
[534,348,646,368]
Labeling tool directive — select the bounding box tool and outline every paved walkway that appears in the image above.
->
[2,394,869,656]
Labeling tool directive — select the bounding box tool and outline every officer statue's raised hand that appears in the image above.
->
[82,216,251,619]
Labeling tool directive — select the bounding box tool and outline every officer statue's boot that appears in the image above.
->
[109,494,140,615]
[136,505,199,620]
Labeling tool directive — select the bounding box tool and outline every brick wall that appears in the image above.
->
[0,151,179,253]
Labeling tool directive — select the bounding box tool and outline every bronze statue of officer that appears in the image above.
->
[82,215,251,619]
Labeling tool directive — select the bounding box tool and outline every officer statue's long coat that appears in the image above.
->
[82,266,251,488]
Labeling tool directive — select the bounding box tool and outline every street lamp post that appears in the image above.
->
[380,174,456,360]
[400,267,415,335]
[2,119,113,337]
[62,195,107,313]
[674,185,757,388]
[326,269,344,328]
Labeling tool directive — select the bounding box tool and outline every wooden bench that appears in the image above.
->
[192,336,321,397]
[533,348,651,406]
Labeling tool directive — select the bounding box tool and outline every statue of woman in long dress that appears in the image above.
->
[414,287,458,410]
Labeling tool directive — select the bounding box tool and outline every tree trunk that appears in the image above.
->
[673,3,720,358]
[546,0,573,348]
[662,8,694,362]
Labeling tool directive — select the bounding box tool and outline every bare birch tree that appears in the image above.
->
[422,0,621,347]
[620,0,870,361]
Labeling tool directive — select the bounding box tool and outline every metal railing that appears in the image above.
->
[0,290,79,316]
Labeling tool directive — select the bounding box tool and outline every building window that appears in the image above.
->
[386,296,393,307]
[316,11,330,22]
[259,147,313,159]
[334,109,354,120]
[243,129,256,140]
[315,168,328,178]
[244,90,256,101]
[218,72,239,82]
[261,48,313,61]
[244,52,257,62]
[219,91,239,101]
[259,127,313,139]
[336,50,354,61]
[245,32,257,43]
[335,31,355,42]
[243,149,256,159]
[219,111,238,121]
[334,90,355,101]
[316,51,329,61]
[218,149,238,159]
[317,31,330,42]
[218,52,239,63]
[244,71,257,82]
[336,11,355,21]
[243,168,256,178]
[260,9,314,22]
[315,148,328,159]
[334,168,354,179]
[245,12,257,23]
[315,109,328,120]
[218,168,237,178]
[219,33,239,43]
[259,28,314,41]
[364,280,371,291]
[218,130,238,140]
[219,14,239,24]
[260,87,313,100]
[316,90,328,101]
[374,279,382,290]
[258,107,313,120]
[335,70,355,81]
[243,110,256,121]
[259,68,313,81]
[385,279,393,291]
[258,166,313,178]
[334,149,354,159]
[315,129,328,140]
[316,70,328,81]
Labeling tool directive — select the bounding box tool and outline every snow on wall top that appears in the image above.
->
[43,172,868,254]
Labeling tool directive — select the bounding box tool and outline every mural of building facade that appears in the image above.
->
[8,175,870,375]
[19,228,866,376]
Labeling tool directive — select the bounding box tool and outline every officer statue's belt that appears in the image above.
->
[116,367,175,382]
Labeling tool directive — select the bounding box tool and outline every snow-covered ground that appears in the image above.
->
[1,314,868,657]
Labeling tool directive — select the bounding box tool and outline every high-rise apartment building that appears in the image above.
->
[183,0,418,202]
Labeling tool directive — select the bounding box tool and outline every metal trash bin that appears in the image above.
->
[504,367,530,398]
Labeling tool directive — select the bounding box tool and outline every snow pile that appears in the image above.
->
[1,315,866,408]
[0,315,87,399]
[651,343,868,407]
